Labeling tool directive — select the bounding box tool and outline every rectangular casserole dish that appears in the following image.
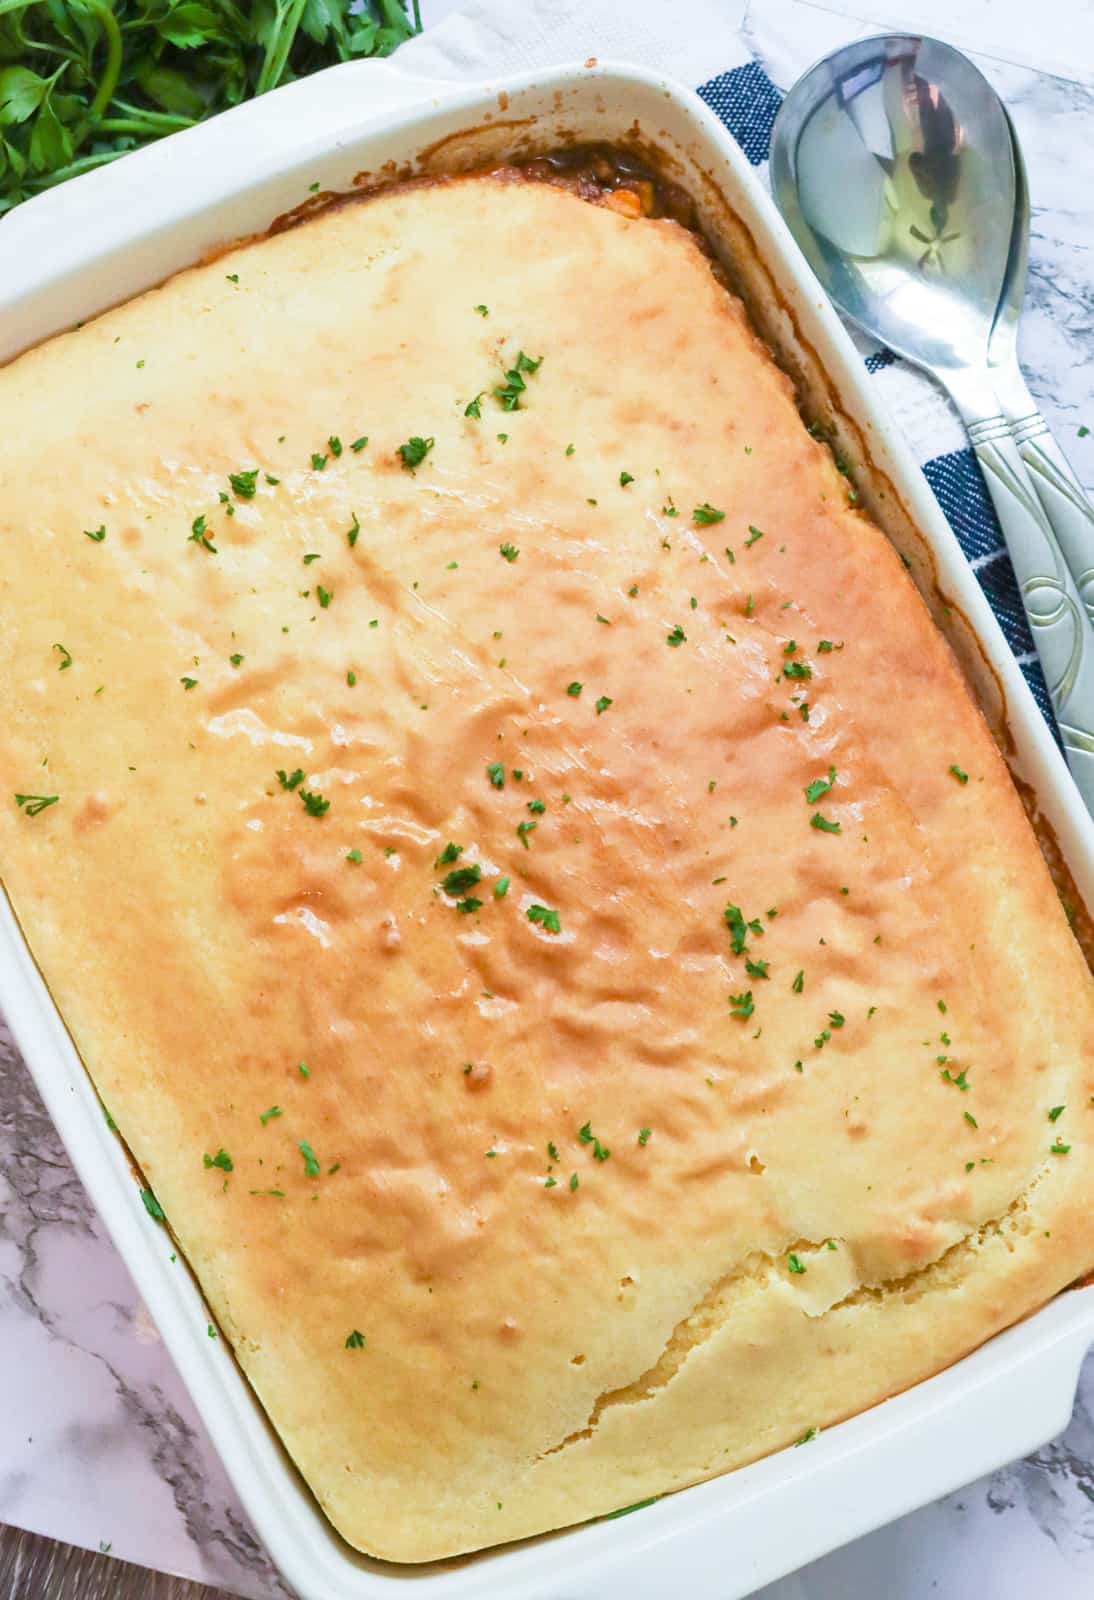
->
[3,56,1094,1600]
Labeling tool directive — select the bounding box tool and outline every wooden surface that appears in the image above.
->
[0,1523,232,1600]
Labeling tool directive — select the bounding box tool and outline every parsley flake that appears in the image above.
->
[950,764,970,785]
[317,585,333,608]
[345,1329,366,1349]
[276,768,304,790]
[804,767,836,804]
[397,435,434,472]
[810,813,841,833]
[203,1148,233,1172]
[84,524,106,542]
[666,624,687,647]
[693,503,725,525]
[299,789,330,817]
[566,681,583,697]
[527,903,561,934]
[620,471,634,487]
[499,543,520,563]
[441,864,481,896]
[14,793,58,817]
[787,1253,806,1274]
[259,1106,283,1125]
[729,990,754,1019]
[595,695,613,715]
[299,1140,321,1178]
[638,1127,651,1145]
[487,762,505,789]
[745,525,764,547]
[228,469,258,499]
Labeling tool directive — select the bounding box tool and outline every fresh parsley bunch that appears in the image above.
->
[0,0,421,214]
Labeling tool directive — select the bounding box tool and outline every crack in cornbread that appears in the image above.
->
[1,171,1092,1561]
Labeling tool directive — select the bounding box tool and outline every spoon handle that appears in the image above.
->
[992,358,1094,628]
[960,405,1094,818]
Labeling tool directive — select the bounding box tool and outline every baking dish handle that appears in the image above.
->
[0,57,452,254]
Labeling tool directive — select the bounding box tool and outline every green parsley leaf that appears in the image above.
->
[347,512,360,547]
[499,542,520,562]
[949,764,969,785]
[456,896,482,914]
[180,677,198,690]
[188,514,216,553]
[787,1253,806,1274]
[84,524,106,542]
[1049,1105,1066,1122]
[347,670,357,686]
[203,1148,233,1172]
[595,695,613,715]
[570,1172,579,1191]
[228,469,258,499]
[964,1111,978,1129]
[351,435,369,452]
[328,435,343,457]
[140,1188,165,1221]
[436,842,463,865]
[14,793,58,817]
[345,1329,366,1348]
[229,653,243,667]
[794,1428,819,1446]
[487,762,506,789]
[1050,1137,1072,1154]
[783,660,812,680]
[259,1106,282,1125]
[804,766,836,804]
[666,624,687,647]
[745,958,769,979]
[317,585,333,608]
[527,798,546,815]
[276,768,304,790]
[52,643,72,671]
[494,876,510,898]
[516,819,537,847]
[792,970,804,994]
[302,553,321,565]
[346,849,363,864]
[620,471,634,487]
[729,990,754,1019]
[442,864,482,895]
[693,503,725,525]
[299,1140,321,1178]
[527,903,561,933]
[638,1127,651,1145]
[662,496,678,517]
[397,435,434,471]
[567,681,583,697]
[745,525,764,546]
[810,813,841,833]
[311,452,328,471]
[299,789,330,817]
[817,640,835,652]
[464,394,484,419]
[828,1011,845,1028]
[474,304,489,316]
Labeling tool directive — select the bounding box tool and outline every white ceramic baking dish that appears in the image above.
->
[3,56,1094,1600]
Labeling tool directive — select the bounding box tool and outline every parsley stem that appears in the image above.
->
[84,0,123,122]
[256,0,310,96]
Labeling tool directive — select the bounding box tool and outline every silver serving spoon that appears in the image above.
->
[770,33,1094,815]
[989,109,1094,626]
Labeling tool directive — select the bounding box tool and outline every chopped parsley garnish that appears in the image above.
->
[693,503,725,525]
[810,813,840,833]
[499,543,520,562]
[84,524,106,541]
[346,512,360,548]
[666,624,687,647]
[52,643,72,670]
[140,1188,165,1220]
[188,514,217,553]
[596,613,611,625]
[311,452,327,471]
[595,695,613,715]
[963,1111,978,1129]
[317,585,333,608]
[527,903,561,933]
[1050,1137,1072,1154]
[787,1253,806,1274]
[229,653,243,667]
[817,640,835,652]
[941,1068,969,1091]
[745,525,764,547]
[792,969,804,994]
[180,676,198,689]
[351,435,369,452]
[783,661,812,680]
[745,958,769,979]
[620,471,634,487]
[566,443,575,456]
[441,864,482,896]
[456,897,482,914]
[397,435,434,472]
[567,681,583,697]
[638,1127,651,1145]
[276,767,304,790]
[493,350,543,411]
[570,1172,579,1191]
[487,762,506,789]
[436,841,462,866]
[661,496,678,517]
[474,304,489,316]
[228,468,258,499]
[302,553,320,565]
[345,1329,366,1348]
[346,849,362,864]
[828,1011,845,1028]
[527,799,546,814]
[724,903,762,955]
[949,764,969,785]
[259,1106,282,1125]
[516,819,537,847]
[578,1121,611,1161]
[804,767,836,804]
[14,793,58,817]
[494,876,510,897]
[203,1148,233,1172]
[299,789,330,817]
[328,435,343,457]
[729,990,754,1019]
[1049,1105,1066,1122]
[1079,425,1090,438]
[464,394,484,419]
[347,671,357,686]
[299,1140,321,1177]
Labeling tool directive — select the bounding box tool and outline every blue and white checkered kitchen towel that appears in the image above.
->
[404,0,1094,736]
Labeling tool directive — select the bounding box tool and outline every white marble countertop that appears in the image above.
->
[2,0,1093,1595]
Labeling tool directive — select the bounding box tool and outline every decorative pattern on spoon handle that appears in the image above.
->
[967,415,1094,813]
[1010,414,1094,629]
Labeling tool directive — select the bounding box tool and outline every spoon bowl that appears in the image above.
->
[770,34,1015,378]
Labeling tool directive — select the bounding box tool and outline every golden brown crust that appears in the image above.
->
[1,176,1092,1561]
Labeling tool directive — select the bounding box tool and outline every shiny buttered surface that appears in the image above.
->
[1,175,1092,1560]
